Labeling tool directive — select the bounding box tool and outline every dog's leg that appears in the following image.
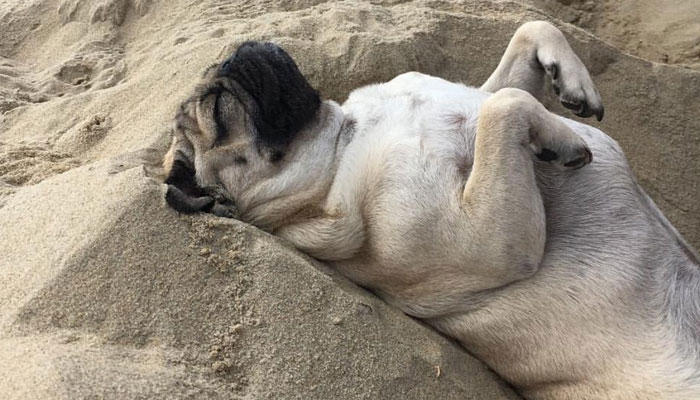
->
[461,87,591,282]
[481,21,604,121]
[274,203,366,262]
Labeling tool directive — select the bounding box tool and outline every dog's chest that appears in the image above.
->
[342,87,482,177]
[336,90,486,252]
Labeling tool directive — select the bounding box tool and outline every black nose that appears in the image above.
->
[165,185,238,218]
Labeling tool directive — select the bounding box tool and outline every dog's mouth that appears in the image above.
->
[163,150,238,218]
[165,184,238,218]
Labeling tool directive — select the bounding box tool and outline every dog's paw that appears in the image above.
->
[536,141,592,170]
[533,115,593,170]
[545,62,604,121]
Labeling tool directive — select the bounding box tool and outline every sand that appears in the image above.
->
[532,0,700,70]
[0,0,698,398]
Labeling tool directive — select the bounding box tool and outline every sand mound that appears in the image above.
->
[0,161,518,399]
[1,0,699,398]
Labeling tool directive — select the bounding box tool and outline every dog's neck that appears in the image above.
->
[253,101,352,232]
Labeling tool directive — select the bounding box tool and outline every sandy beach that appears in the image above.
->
[1,0,698,398]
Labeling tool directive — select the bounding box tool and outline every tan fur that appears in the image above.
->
[164,21,700,399]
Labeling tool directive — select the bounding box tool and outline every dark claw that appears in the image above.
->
[574,100,591,118]
[563,148,593,169]
[561,97,604,121]
[563,156,587,169]
[561,99,580,112]
[574,100,593,118]
[595,106,604,122]
[562,98,602,120]
[536,148,559,162]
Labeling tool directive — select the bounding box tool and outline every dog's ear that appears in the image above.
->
[217,41,321,153]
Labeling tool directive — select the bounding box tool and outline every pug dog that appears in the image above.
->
[163,21,700,400]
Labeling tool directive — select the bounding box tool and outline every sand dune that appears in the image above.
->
[1,0,698,398]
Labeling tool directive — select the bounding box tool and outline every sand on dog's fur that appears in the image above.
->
[0,0,699,398]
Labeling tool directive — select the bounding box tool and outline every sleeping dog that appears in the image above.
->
[162,21,700,399]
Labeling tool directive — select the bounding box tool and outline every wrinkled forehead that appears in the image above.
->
[204,41,322,148]
[168,42,315,146]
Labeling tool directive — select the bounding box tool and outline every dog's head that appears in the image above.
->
[163,41,343,230]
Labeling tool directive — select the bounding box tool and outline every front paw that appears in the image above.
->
[536,142,592,170]
[532,111,594,171]
[546,62,604,121]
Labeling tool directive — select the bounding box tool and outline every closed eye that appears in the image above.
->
[198,84,228,145]
[198,79,248,147]
[213,92,227,145]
